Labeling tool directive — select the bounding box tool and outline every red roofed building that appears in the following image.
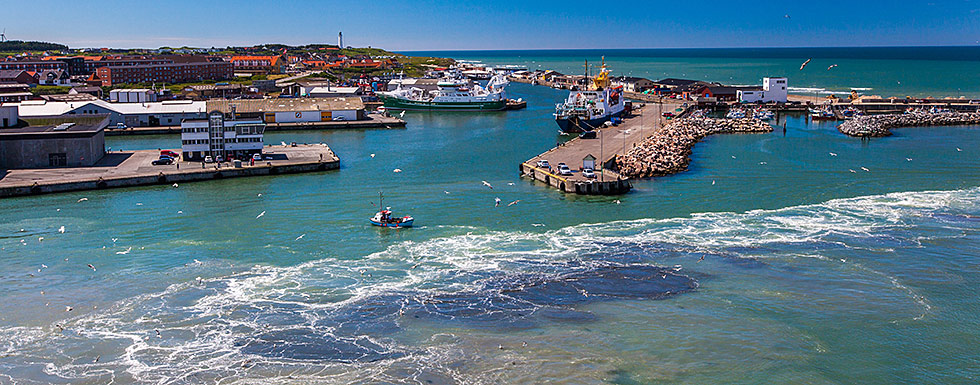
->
[229,55,286,74]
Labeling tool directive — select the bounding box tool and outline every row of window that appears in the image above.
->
[182,127,261,134]
[181,137,263,145]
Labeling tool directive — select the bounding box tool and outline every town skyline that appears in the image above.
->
[3,0,979,50]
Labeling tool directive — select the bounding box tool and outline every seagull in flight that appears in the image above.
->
[116,247,132,255]
[295,234,305,241]
[495,197,501,207]
[482,180,494,189]
[800,58,811,71]
[87,264,96,271]
[829,152,838,156]
[827,64,838,70]
[507,200,521,206]
[256,211,266,219]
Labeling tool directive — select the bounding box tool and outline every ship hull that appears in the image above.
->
[379,95,507,111]
[555,111,623,133]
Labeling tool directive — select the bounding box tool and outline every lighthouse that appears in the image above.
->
[338,32,343,48]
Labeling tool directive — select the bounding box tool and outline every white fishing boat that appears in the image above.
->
[378,73,510,111]
[369,193,414,228]
[752,108,774,120]
[726,108,747,119]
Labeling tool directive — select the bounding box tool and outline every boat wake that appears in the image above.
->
[2,187,979,383]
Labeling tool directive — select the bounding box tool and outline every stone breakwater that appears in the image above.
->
[615,118,772,178]
[838,112,980,137]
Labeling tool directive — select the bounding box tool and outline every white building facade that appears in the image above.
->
[109,89,158,103]
[738,77,788,103]
[181,112,265,161]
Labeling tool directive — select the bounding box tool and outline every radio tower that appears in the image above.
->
[338,31,343,48]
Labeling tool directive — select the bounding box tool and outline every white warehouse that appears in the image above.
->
[738,77,788,103]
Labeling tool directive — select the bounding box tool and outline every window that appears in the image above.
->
[49,153,67,167]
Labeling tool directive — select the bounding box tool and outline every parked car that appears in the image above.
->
[252,153,263,161]
[662,112,675,118]
[152,158,174,165]
[215,155,224,163]
[581,168,597,179]
[160,150,179,158]
[204,155,214,163]
[536,160,551,169]
[579,131,597,139]
[158,155,174,161]
[115,123,127,129]
[556,163,573,176]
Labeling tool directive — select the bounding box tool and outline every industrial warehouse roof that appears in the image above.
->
[2,99,207,116]
[0,115,108,136]
[206,97,365,113]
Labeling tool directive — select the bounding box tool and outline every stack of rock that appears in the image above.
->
[615,117,772,179]
[838,111,980,137]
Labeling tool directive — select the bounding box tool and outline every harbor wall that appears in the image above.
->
[0,160,339,198]
[838,111,980,137]
[616,117,772,179]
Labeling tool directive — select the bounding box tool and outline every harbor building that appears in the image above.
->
[0,113,107,169]
[206,98,365,123]
[0,84,32,103]
[180,112,265,161]
[8,99,207,127]
[109,89,158,103]
[611,77,655,93]
[738,77,788,103]
[1,105,18,127]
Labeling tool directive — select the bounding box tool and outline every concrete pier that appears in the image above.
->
[0,144,339,198]
[520,102,684,195]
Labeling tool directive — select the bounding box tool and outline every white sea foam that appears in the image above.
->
[789,86,873,95]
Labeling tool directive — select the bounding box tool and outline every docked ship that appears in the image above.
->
[378,73,510,111]
[554,59,625,133]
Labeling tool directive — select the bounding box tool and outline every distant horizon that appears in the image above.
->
[3,0,978,50]
[6,41,980,53]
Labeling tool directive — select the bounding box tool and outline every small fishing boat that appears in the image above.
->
[369,193,414,228]
[809,107,837,120]
[753,108,775,120]
[725,108,746,119]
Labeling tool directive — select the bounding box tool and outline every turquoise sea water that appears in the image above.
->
[408,47,980,99]
[3,49,980,383]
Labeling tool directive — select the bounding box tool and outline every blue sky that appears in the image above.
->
[3,0,979,50]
